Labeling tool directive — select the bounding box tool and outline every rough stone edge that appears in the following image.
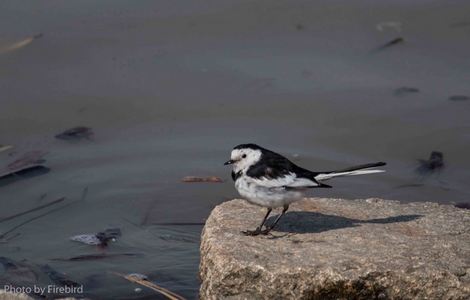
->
[0,290,79,300]
[199,198,470,299]
[0,291,33,300]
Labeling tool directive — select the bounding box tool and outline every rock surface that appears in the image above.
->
[200,198,470,299]
[0,291,78,300]
[0,291,33,300]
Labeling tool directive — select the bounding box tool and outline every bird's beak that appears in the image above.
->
[224,159,235,165]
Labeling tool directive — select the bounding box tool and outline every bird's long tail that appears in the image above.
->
[314,162,386,181]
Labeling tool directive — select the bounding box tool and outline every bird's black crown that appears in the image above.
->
[233,143,264,151]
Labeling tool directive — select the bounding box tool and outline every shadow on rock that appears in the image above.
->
[267,212,422,234]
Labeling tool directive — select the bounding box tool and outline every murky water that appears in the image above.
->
[1,0,470,298]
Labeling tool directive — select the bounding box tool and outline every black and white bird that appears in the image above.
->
[224,144,386,236]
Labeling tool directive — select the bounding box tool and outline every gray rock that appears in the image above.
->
[0,290,33,300]
[200,198,470,299]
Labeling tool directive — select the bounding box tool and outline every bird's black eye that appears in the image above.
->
[242,154,247,158]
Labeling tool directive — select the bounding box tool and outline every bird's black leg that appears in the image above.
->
[261,205,289,235]
[242,208,272,236]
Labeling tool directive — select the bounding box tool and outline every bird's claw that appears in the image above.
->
[259,228,272,235]
[241,228,262,236]
[242,227,272,236]
[241,230,260,236]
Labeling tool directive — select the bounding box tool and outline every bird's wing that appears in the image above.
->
[249,172,319,188]
[246,151,321,188]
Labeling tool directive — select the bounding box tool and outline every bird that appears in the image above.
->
[224,143,386,236]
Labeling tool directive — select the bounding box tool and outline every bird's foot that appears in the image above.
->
[241,227,262,236]
[242,227,273,236]
[259,227,273,235]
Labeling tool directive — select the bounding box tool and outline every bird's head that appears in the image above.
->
[224,144,263,173]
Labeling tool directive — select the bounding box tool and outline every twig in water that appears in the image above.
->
[0,145,13,153]
[378,37,404,50]
[52,253,141,261]
[181,176,223,183]
[1,189,91,238]
[0,232,20,243]
[0,197,65,224]
[111,271,186,300]
[0,199,71,239]
[0,34,43,55]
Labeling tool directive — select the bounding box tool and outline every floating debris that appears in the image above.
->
[376,21,402,32]
[128,273,148,280]
[377,37,404,50]
[394,87,420,97]
[112,271,186,300]
[71,228,121,247]
[0,164,50,187]
[0,33,43,55]
[395,183,425,189]
[1,150,49,185]
[52,253,141,261]
[448,95,469,102]
[181,176,223,183]
[7,150,47,170]
[40,264,81,288]
[0,145,13,153]
[295,23,304,31]
[55,126,93,140]
[96,228,121,246]
[0,232,21,243]
[0,197,65,224]
[416,151,444,175]
[0,197,68,240]
[70,234,101,246]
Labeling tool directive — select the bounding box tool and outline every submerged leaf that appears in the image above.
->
[394,87,420,97]
[0,165,50,187]
[181,176,223,183]
[0,145,13,153]
[7,151,47,170]
[416,151,444,175]
[0,33,43,55]
[55,126,93,140]
[70,234,102,245]
[52,253,141,261]
[448,95,469,101]
[70,228,122,246]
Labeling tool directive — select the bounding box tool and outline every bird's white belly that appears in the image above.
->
[235,177,303,208]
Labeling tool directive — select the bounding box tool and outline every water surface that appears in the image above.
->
[1,0,470,298]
